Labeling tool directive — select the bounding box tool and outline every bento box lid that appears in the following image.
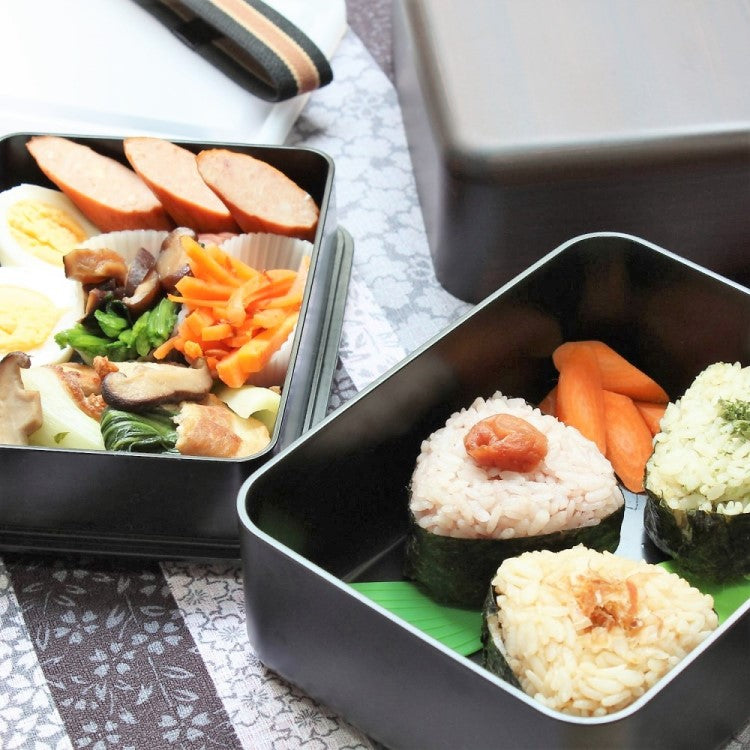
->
[396,0,750,178]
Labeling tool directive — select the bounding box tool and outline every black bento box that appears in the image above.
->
[392,0,750,303]
[0,133,352,559]
[238,233,750,749]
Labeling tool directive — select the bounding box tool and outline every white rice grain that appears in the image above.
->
[646,363,750,513]
[487,546,717,717]
[410,393,624,539]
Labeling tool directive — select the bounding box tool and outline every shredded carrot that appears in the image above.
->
[154,236,309,387]
[182,236,242,286]
[251,309,288,328]
[167,294,233,309]
[174,276,236,300]
[201,322,233,341]
[203,345,231,358]
[225,254,262,281]
[184,340,203,359]
[216,312,299,388]
[152,337,177,359]
[185,309,213,337]
[263,259,309,309]
[226,334,252,348]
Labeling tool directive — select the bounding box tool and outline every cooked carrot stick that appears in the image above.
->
[554,343,607,455]
[602,390,654,493]
[553,341,668,403]
[538,386,557,416]
[264,256,310,309]
[242,276,296,309]
[635,401,668,436]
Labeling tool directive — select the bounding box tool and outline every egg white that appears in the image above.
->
[0,266,85,366]
[0,184,100,272]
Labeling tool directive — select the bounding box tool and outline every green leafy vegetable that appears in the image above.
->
[55,298,179,364]
[94,307,129,338]
[658,560,750,625]
[350,581,482,656]
[100,406,179,453]
[149,295,179,342]
[719,399,750,440]
[54,326,132,363]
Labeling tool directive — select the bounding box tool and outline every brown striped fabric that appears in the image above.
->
[213,0,322,94]
[6,555,243,750]
[158,0,334,101]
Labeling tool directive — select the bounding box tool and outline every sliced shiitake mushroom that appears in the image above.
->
[63,247,127,285]
[97,357,212,411]
[157,227,195,293]
[122,268,161,316]
[125,247,157,296]
[0,351,43,445]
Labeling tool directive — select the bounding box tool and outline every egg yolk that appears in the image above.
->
[8,200,88,267]
[0,285,63,353]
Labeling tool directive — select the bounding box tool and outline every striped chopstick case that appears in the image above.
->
[156,0,334,101]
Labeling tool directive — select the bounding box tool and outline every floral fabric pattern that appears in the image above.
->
[162,562,373,750]
[6,558,241,750]
[0,559,71,750]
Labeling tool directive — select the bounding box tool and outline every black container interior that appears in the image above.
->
[0,133,350,559]
[238,234,750,750]
[247,234,750,580]
[240,234,750,749]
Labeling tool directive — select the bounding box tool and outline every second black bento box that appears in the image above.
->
[393,0,750,303]
[238,233,750,749]
[0,133,352,559]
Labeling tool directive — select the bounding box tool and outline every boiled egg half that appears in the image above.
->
[0,266,84,366]
[0,184,100,272]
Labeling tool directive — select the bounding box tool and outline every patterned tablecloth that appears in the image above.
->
[1,2,747,749]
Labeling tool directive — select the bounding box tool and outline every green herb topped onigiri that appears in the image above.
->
[644,361,750,580]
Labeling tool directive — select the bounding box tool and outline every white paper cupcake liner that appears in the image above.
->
[80,230,169,264]
[218,233,313,387]
[219,232,312,271]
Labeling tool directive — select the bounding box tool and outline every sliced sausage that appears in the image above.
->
[124,137,239,233]
[196,149,319,241]
[26,136,172,232]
